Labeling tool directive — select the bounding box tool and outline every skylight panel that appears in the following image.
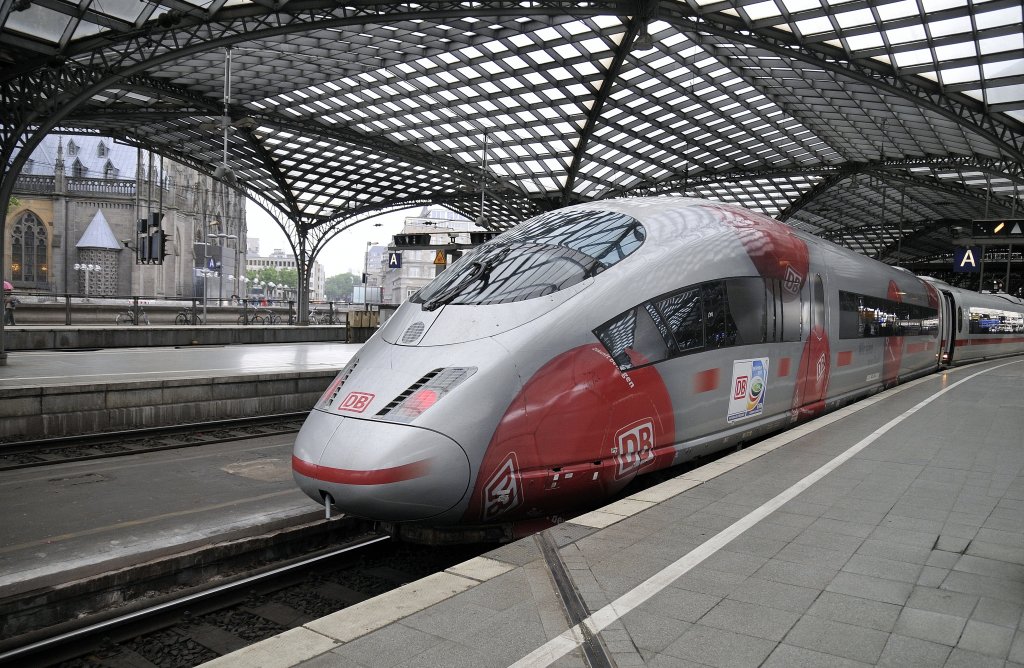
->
[836,8,876,29]
[980,33,1024,55]
[927,16,972,39]
[938,65,981,85]
[888,52,936,76]
[795,17,834,36]
[976,5,1022,30]
[744,1,784,22]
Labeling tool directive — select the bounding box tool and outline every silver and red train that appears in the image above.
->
[293,197,1024,540]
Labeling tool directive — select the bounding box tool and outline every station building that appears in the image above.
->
[246,242,326,302]
[7,134,247,300]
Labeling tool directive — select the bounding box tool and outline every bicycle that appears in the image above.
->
[174,306,204,325]
[238,307,263,325]
[115,308,149,325]
[263,310,282,324]
[309,309,334,324]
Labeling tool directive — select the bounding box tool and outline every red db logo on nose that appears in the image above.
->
[339,392,375,413]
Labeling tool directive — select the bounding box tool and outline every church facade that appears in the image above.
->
[6,135,247,300]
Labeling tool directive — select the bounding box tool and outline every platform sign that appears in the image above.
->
[207,257,216,270]
[953,246,981,273]
[971,219,1024,238]
[388,251,402,269]
[434,250,447,265]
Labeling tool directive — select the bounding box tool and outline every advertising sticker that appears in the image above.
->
[727,358,769,423]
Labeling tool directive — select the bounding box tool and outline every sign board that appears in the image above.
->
[971,219,1024,238]
[393,233,432,247]
[387,251,402,269]
[953,246,982,272]
[207,257,216,270]
[434,250,447,265]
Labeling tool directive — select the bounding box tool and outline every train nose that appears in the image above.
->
[292,409,471,521]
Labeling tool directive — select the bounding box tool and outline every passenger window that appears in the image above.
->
[724,278,766,345]
[703,282,737,348]
[594,305,672,370]
[653,287,704,353]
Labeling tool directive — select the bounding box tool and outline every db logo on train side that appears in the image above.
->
[482,453,522,520]
[613,419,655,480]
[338,391,375,413]
[734,376,748,400]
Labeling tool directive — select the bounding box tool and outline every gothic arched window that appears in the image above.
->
[10,211,49,285]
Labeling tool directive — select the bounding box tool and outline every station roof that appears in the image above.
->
[2,1,1022,266]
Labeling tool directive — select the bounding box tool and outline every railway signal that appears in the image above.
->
[971,219,1024,238]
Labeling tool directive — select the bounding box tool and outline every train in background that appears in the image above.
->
[293,197,1024,542]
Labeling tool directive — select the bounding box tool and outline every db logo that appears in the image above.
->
[734,376,748,400]
[338,391,375,413]
[783,266,804,294]
[483,453,522,520]
[613,419,655,480]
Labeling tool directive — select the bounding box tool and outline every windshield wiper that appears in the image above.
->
[422,247,510,311]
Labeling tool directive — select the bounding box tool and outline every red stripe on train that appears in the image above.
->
[292,455,432,485]
[963,337,1024,345]
[837,351,853,366]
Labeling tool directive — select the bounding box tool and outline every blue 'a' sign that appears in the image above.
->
[388,252,402,269]
[953,246,981,273]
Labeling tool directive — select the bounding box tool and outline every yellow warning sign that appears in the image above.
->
[434,250,447,265]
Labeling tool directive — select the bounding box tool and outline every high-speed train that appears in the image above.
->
[293,197,1024,541]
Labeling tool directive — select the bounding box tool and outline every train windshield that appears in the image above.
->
[412,209,645,310]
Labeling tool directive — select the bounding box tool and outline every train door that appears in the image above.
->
[793,273,830,417]
[939,290,957,364]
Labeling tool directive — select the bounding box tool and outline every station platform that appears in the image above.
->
[203,357,1024,668]
[0,342,359,439]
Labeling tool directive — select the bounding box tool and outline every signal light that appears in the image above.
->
[393,233,432,247]
[470,231,500,245]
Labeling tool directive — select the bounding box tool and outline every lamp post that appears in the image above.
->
[73,263,102,299]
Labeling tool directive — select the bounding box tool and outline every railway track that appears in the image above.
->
[1,527,490,668]
[0,413,307,471]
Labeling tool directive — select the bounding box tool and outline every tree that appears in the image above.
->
[6,196,19,214]
[325,272,359,302]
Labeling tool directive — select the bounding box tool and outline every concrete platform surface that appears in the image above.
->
[0,342,361,389]
[205,357,1024,668]
[0,435,319,598]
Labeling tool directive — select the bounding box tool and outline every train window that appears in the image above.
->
[653,287,704,353]
[957,306,963,333]
[838,291,863,338]
[594,305,672,370]
[703,282,738,348]
[838,290,939,339]
[724,277,767,345]
[968,306,1024,334]
[413,208,645,309]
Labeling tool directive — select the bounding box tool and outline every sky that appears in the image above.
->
[245,200,417,277]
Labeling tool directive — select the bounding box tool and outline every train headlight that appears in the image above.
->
[378,367,476,423]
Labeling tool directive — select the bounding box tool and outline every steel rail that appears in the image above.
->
[0,532,391,665]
